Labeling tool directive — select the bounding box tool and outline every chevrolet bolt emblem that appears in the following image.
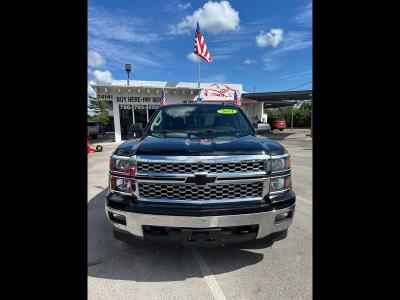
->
[186,172,216,185]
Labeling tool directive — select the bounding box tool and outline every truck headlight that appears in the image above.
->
[110,156,136,176]
[110,157,130,173]
[270,175,291,193]
[109,176,132,194]
[270,157,290,173]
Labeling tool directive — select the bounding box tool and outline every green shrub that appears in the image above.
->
[265,100,311,127]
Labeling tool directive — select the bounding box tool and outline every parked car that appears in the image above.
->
[254,122,271,133]
[268,117,287,131]
[106,103,295,247]
[87,121,99,139]
[93,121,106,135]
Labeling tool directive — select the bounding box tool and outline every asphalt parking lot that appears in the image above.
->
[88,129,312,299]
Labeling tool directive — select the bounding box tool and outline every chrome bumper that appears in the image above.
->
[106,204,295,239]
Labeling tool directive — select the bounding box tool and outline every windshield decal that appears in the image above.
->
[217,109,238,114]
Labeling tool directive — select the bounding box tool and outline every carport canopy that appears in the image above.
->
[242,90,312,108]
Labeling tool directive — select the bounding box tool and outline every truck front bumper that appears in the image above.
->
[106,204,295,240]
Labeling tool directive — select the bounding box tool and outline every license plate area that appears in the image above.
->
[181,228,221,246]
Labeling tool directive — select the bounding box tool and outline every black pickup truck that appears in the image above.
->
[106,103,295,246]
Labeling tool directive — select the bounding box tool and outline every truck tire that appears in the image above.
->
[95,145,103,152]
[279,128,284,131]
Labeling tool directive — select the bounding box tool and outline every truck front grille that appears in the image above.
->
[138,182,263,201]
[137,161,265,174]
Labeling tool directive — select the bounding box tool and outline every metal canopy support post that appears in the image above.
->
[291,104,294,131]
[311,96,313,137]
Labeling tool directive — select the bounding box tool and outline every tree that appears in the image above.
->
[265,100,311,127]
[88,96,110,124]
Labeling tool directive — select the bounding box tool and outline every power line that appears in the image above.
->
[285,81,312,91]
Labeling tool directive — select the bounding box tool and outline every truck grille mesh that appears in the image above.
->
[138,182,263,201]
[137,161,265,174]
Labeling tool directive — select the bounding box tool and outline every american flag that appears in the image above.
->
[234,91,241,106]
[160,90,166,106]
[194,22,212,62]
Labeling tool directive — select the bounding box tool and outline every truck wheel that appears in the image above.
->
[96,145,103,152]
[279,128,284,131]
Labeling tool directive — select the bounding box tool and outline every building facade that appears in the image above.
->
[91,80,263,142]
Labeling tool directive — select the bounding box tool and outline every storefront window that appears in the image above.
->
[133,105,147,129]
[119,104,133,140]
[148,105,159,122]
[119,104,161,140]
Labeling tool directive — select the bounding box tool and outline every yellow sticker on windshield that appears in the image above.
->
[217,109,238,114]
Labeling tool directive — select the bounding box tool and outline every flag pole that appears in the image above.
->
[198,56,201,88]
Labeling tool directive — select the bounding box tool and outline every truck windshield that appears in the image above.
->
[147,105,253,137]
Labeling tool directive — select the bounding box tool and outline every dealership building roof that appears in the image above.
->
[242,90,312,108]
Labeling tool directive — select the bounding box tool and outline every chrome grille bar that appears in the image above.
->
[137,161,265,174]
[139,182,263,201]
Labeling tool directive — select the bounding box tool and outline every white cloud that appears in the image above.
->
[293,2,312,26]
[275,31,312,53]
[281,70,312,80]
[89,6,159,43]
[244,58,254,64]
[170,1,240,35]
[187,52,199,62]
[93,70,113,85]
[89,80,97,85]
[88,50,105,67]
[261,31,311,71]
[178,2,191,10]
[256,28,284,48]
[88,84,96,98]
[89,37,163,68]
[262,57,280,71]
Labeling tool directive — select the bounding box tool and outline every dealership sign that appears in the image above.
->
[201,84,240,102]
[97,94,160,104]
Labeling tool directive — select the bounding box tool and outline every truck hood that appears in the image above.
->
[124,134,286,156]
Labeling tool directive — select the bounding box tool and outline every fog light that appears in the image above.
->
[108,211,126,225]
[275,211,291,223]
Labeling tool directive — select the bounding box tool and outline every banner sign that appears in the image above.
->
[97,94,161,104]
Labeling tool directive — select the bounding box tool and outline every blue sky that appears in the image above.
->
[88,0,312,92]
